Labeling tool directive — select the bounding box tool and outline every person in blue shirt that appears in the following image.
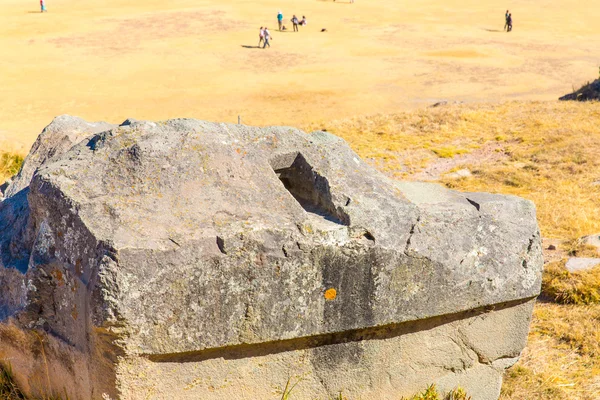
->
[277,11,283,31]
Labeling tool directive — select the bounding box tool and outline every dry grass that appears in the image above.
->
[0,152,24,184]
[542,261,600,305]
[500,303,600,400]
[0,364,68,400]
[311,100,600,399]
[0,364,26,400]
[401,385,471,400]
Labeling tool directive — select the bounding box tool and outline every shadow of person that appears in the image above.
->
[483,28,503,32]
[241,45,261,49]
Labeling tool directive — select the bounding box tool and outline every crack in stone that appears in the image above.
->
[403,214,421,256]
[466,198,480,212]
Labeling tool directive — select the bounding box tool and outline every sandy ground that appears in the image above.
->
[1,0,599,150]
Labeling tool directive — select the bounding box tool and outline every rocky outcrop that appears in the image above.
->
[559,79,600,101]
[0,116,543,400]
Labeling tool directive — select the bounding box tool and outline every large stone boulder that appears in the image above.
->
[0,117,543,400]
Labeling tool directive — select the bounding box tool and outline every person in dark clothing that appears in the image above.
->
[291,15,299,32]
[504,10,509,31]
[507,13,513,32]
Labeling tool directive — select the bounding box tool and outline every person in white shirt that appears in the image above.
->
[258,27,265,47]
[263,28,272,48]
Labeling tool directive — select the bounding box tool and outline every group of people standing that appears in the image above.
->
[258,11,307,49]
[277,11,307,32]
[504,10,513,32]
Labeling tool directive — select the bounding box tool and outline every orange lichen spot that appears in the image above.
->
[52,270,64,286]
[324,288,337,301]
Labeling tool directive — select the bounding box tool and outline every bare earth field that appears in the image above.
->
[1,0,600,150]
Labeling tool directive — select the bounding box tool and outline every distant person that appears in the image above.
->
[40,0,47,12]
[507,13,513,32]
[291,15,299,32]
[277,11,283,31]
[504,10,509,31]
[300,16,307,26]
[263,27,272,48]
[259,27,265,47]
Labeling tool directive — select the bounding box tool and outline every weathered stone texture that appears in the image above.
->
[0,116,543,400]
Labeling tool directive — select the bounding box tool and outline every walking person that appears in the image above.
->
[40,0,47,12]
[258,27,265,47]
[291,15,299,32]
[277,11,283,31]
[504,10,509,31]
[507,13,513,32]
[263,27,271,48]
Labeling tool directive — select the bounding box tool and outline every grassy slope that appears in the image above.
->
[308,100,600,399]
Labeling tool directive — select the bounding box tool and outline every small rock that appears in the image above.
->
[431,101,448,108]
[446,169,472,180]
[547,245,556,251]
[582,233,600,252]
[565,257,600,273]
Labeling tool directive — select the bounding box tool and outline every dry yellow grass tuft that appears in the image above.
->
[0,152,24,184]
[542,261,600,305]
[401,385,471,400]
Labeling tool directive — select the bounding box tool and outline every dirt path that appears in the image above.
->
[1,0,600,150]
[410,142,507,181]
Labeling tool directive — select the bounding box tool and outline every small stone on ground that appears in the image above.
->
[565,257,600,273]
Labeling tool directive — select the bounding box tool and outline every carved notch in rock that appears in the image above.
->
[273,152,349,225]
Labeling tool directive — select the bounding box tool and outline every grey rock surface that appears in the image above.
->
[3,115,115,198]
[0,117,543,400]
